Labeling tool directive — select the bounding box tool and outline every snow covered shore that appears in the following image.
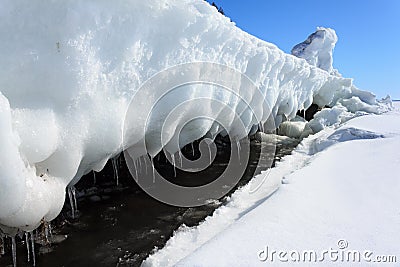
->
[0,0,392,248]
[145,103,400,266]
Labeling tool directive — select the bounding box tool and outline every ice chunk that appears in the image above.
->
[291,27,339,75]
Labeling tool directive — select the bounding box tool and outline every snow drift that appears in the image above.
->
[0,0,390,234]
[159,110,400,267]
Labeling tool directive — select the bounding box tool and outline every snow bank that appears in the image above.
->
[146,107,400,267]
[0,0,390,233]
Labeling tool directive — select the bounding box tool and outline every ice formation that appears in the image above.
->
[291,27,339,76]
[0,0,390,237]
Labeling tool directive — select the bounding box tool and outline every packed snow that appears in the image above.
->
[144,103,400,267]
[0,0,391,248]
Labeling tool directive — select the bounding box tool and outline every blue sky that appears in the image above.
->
[212,0,400,99]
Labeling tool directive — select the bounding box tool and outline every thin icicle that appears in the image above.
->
[191,142,195,157]
[25,232,30,262]
[72,188,78,215]
[144,156,148,175]
[68,187,75,219]
[0,234,4,256]
[138,156,142,173]
[150,157,155,183]
[259,122,264,133]
[68,186,78,219]
[30,232,36,266]
[44,222,50,244]
[93,171,96,185]
[171,153,177,177]
[236,139,241,163]
[164,151,169,164]
[48,223,53,240]
[133,158,139,180]
[111,157,119,186]
[11,236,17,267]
[178,151,183,167]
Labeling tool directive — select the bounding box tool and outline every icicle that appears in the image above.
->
[11,236,17,267]
[48,223,53,239]
[44,222,50,244]
[112,157,119,186]
[150,157,155,183]
[68,187,75,219]
[93,171,96,185]
[259,122,265,133]
[133,158,139,180]
[30,232,36,267]
[178,150,183,167]
[144,156,148,175]
[68,186,78,219]
[0,234,4,256]
[171,153,177,177]
[138,157,142,173]
[236,139,241,163]
[191,142,195,157]
[25,232,30,262]
[72,188,78,216]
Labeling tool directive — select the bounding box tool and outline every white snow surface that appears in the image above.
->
[144,105,400,267]
[0,0,391,233]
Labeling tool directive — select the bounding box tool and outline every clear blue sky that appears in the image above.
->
[212,0,400,100]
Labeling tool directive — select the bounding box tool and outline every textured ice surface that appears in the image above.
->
[292,27,339,76]
[0,0,390,232]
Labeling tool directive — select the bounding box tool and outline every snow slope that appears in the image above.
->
[145,107,400,266]
[0,0,390,234]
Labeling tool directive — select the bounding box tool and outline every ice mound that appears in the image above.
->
[277,116,312,139]
[0,0,391,234]
[291,27,339,76]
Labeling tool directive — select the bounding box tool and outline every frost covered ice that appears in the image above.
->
[0,0,391,248]
[292,27,340,76]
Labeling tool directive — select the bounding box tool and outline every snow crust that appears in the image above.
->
[145,106,400,267]
[0,0,391,233]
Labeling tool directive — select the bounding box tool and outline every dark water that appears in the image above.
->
[0,138,298,267]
